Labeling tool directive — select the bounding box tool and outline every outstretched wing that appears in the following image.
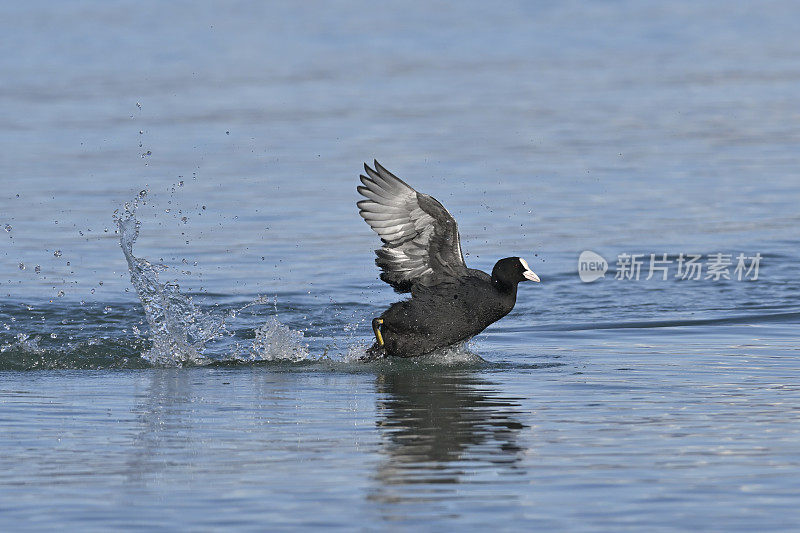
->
[357,160,468,293]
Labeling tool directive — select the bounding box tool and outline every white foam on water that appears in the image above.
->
[417,342,486,365]
[343,340,486,366]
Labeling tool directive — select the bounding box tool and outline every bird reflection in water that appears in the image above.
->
[370,370,527,504]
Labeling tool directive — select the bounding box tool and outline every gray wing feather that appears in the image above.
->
[357,160,468,292]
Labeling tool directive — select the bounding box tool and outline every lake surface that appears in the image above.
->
[1,1,799,530]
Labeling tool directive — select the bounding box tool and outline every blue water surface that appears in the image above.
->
[1,1,799,531]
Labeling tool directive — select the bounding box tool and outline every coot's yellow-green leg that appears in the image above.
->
[372,318,384,347]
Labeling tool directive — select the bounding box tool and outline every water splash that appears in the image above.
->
[115,192,308,366]
[116,195,215,364]
[113,190,482,367]
[345,340,485,366]
[248,317,309,362]
[420,343,486,365]
[0,332,151,370]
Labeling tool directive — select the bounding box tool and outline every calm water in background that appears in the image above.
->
[2,1,800,530]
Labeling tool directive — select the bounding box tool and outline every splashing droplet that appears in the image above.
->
[116,195,310,366]
[3,224,11,232]
[248,318,308,362]
[53,250,62,257]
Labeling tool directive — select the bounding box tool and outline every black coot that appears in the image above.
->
[357,161,540,358]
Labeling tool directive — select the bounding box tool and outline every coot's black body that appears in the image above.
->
[357,161,540,358]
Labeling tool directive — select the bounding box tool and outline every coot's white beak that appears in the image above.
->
[523,269,540,282]
[519,258,541,282]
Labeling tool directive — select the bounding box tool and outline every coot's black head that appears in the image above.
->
[492,257,540,287]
